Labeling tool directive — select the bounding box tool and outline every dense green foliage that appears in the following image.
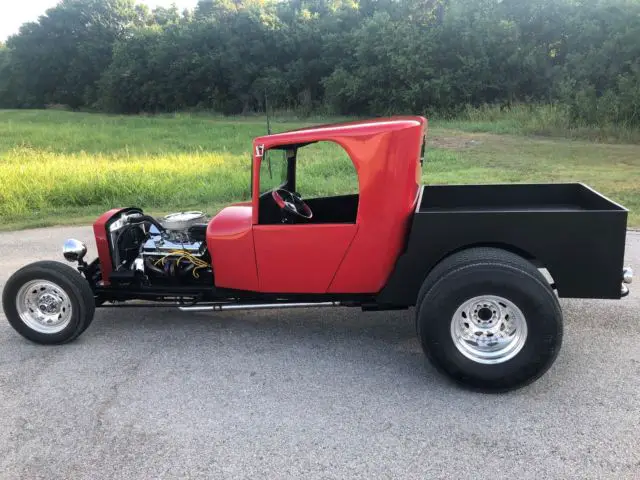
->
[1,0,640,127]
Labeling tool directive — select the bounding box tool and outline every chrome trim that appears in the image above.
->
[450,295,528,365]
[16,280,73,334]
[415,185,425,213]
[62,239,87,263]
[133,258,145,272]
[160,211,206,231]
[109,212,143,232]
[142,233,204,256]
[623,267,633,284]
[179,301,341,312]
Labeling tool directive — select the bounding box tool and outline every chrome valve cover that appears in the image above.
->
[142,234,205,257]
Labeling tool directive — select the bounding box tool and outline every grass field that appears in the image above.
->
[0,109,638,230]
[439,104,640,144]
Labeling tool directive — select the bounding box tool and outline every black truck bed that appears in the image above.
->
[418,183,625,213]
[378,183,628,305]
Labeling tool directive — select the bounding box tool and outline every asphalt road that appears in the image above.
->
[0,226,638,479]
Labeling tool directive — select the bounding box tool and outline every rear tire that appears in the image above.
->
[416,248,562,392]
[2,261,95,345]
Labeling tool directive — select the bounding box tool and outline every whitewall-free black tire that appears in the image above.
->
[2,261,95,344]
[416,248,563,392]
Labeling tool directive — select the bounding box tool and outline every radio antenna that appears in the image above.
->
[265,90,272,135]
[264,90,273,178]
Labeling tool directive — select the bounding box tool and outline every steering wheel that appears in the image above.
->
[272,188,313,220]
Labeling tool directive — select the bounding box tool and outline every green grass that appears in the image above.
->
[0,109,638,230]
[437,104,640,144]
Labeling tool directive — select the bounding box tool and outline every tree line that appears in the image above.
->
[1,0,639,126]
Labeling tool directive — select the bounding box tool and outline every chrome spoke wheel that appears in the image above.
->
[450,295,527,364]
[16,280,73,334]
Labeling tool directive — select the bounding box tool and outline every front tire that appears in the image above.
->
[416,248,562,392]
[2,261,95,345]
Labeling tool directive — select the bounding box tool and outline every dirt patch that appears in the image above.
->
[428,135,483,150]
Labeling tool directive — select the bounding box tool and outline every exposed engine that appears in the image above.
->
[108,210,212,286]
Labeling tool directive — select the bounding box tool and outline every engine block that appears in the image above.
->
[141,233,206,258]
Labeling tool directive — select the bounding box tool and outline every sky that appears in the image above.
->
[0,0,199,41]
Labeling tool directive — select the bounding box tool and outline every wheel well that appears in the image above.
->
[376,241,559,308]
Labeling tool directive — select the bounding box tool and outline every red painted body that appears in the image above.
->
[206,116,427,294]
[253,224,358,293]
[93,208,127,286]
[206,205,259,291]
[92,117,427,295]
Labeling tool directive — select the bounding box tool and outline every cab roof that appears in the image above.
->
[254,116,426,149]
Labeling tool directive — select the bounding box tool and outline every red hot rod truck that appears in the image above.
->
[2,116,633,391]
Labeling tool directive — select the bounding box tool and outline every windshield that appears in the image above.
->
[259,149,287,194]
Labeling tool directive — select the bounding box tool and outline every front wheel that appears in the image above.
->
[416,248,563,392]
[2,261,96,345]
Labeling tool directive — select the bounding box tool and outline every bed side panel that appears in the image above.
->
[377,209,628,305]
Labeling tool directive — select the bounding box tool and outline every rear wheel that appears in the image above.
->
[416,248,562,392]
[2,261,95,344]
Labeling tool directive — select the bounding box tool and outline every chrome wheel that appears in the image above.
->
[450,295,527,364]
[16,280,73,334]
